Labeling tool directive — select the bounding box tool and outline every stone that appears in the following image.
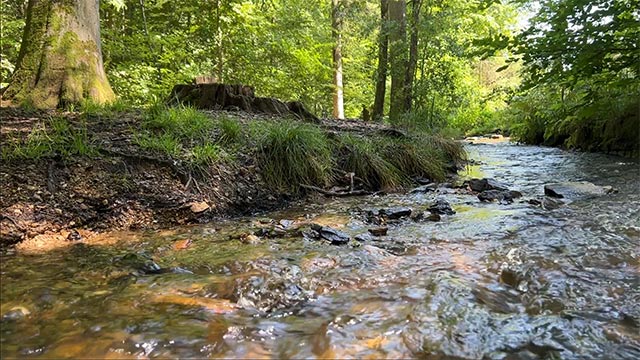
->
[544,182,616,199]
[380,208,412,220]
[310,224,351,245]
[542,197,564,210]
[466,178,509,192]
[354,233,374,242]
[426,213,441,222]
[368,227,388,236]
[478,190,522,204]
[66,230,83,242]
[428,200,455,215]
[410,183,437,193]
[189,201,210,213]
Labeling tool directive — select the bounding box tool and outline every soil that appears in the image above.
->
[0,107,402,247]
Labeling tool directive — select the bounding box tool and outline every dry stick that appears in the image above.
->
[300,184,371,197]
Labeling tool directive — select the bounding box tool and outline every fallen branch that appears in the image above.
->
[300,184,372,197]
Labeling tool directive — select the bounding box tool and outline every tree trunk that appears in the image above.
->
[404,0,421,112]
[388,0,407,124]
[372,0,389,122]
[331,0,345,119]
[2,0,115,109]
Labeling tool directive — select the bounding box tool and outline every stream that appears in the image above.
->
[1,141,639,359]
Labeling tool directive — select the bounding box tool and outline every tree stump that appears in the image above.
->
[167,83,320,123]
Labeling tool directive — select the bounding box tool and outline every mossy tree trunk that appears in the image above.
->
[2,0,115,109]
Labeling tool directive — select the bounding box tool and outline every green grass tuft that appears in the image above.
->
[192,143,226,165]
[143,105,213,141]
[337,135,405,190]
[134,132,182,157]
[257,121,334,192]
[217,116,242,145]
[1,117,97,160]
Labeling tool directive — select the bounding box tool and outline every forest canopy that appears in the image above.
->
[1,0,638,154]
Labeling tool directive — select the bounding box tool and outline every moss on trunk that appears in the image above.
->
[2,0,115,109]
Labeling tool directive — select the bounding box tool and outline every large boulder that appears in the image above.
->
[544,182,616,199]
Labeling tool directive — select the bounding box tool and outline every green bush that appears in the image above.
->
[256,121,334,192]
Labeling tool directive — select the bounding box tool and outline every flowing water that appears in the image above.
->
[2,142,639,359]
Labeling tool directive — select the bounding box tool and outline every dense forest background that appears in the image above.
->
[1,0,638,153]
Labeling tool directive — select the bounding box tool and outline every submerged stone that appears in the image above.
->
[466,178,509,192]
[309,224,351,245]
[544,181,616,199]
[428,200,455,215]
[380,208,412,220]
[478,190,522,204]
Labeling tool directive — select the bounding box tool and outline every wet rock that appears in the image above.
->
[426,212,441,222]
[66,229,83,241]
[380,207,412,220]
[499,268,521,288]
[410,183,437,193]
[2,306,31,321]
[368,227,388,236]
[113,253,165,275]
[544,181,616,199]
[309,224,351,245]
[478,189,522,204]
[542,197,564,210]
[466,178,509,192]
[354,233,374,242]
[428,200,455,215]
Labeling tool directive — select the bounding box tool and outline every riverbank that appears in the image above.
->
[0,106,465,246]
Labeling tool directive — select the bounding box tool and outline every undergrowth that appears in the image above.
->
[256,121,334,192]
[1,116,97,160]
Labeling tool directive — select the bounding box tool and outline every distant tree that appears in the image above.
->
[388,0,408,123]
[2,0,116,108]
[373,0,389,121]
[332,0,345,119]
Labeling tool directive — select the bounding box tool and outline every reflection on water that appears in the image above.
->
[2,142,639,359]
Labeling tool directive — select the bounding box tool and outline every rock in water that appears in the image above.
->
[478,190,522,204]
[310,224,351,245]
[380,208,412,220]
[368,227,388,236]
[466,178,509,192]
[428,200,455,215]
[544,182,616,199]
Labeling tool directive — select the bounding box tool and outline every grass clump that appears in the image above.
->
[134,133,182,157]
[143,105,213,141]
[380,134,466,182]
[337,135,405,190]
[192,143,226,165]
[217,116,242,145]
[257,121,334,192]
[2,117,97,160]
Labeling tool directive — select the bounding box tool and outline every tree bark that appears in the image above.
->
[2,0,115,109]
[331,0,345,119]
[372,0,389,121]
[404,0,421,112]
[388,0,408,124]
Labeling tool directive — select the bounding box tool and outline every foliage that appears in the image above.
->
[256,121,334,192]
[506,80,640,154]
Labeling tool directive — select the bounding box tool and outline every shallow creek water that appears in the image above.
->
[1,142,639,359]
